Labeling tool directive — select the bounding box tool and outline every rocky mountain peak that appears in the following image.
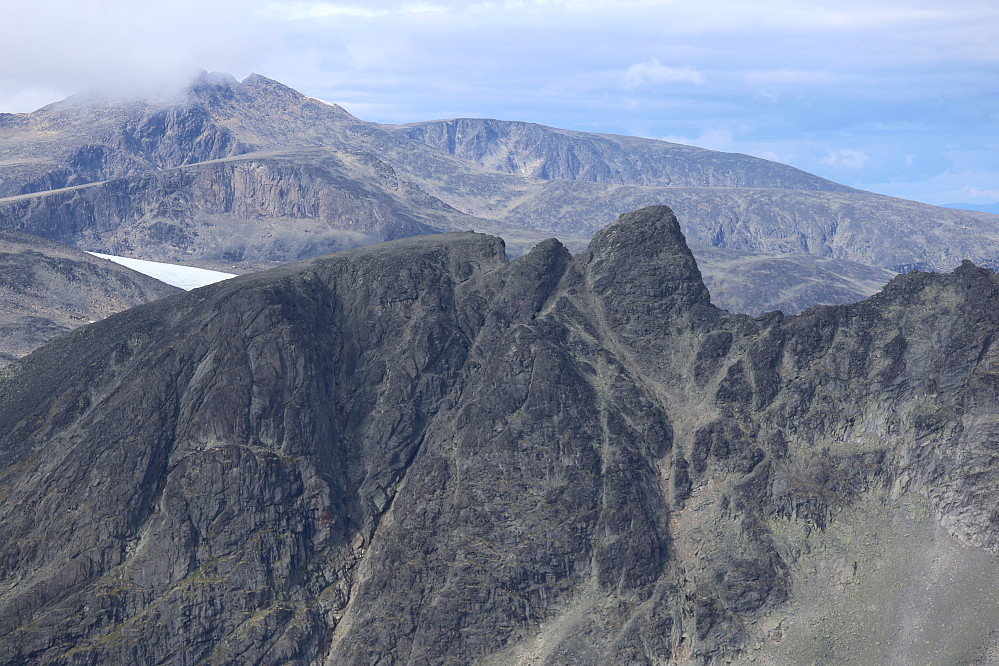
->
[184,70,247,108]
[580,205,712,330]
[190,69,241,90]
[186,72,307,109]
[3,206,999,663]
[241,73,306,98]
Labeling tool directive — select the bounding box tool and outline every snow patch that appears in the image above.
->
[87,252,237,290]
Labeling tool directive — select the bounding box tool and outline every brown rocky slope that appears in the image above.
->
[1,206,999,664]
[0,230,179,367]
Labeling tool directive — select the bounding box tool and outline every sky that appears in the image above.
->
[1,0,996,206]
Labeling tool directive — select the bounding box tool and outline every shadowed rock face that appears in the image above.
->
[2,206,999,664]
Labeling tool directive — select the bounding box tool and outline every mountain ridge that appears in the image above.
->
[2,206,999,663]
[390,117,854,192]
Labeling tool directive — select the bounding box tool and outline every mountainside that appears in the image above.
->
[495,182,999,273]
[2,206,999,664]
[0,73,504,264]
[0,230,179,367]
[689,244,895,316]
[1,72,996,311]
[0,148,456,269]
[390,118,851,191]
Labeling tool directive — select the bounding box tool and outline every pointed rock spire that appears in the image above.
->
[581,205,712,332]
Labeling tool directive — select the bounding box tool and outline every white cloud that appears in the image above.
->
[0,0,268,102]
[622,58,704,89]
[0,84,67,114]
[744,69,842,86]
[257,1,455,19]
[755,87,779,105]
[261,3,390,19]
[403,2,449,13]
[822,148,870,169]
[965,186,999,200]
[258,0,569,20]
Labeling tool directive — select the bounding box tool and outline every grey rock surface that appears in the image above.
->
[1,206,999,664]
[390,118,850,191]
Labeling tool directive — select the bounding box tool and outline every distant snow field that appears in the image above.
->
[87,253,237,290]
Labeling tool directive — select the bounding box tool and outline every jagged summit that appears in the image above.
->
[240,72,308,98]
[2,207,999,663]
[582,205,712,321]
[193,69,242,88]
[186,71,359,122]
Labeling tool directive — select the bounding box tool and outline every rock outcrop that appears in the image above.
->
[2,206,999,664]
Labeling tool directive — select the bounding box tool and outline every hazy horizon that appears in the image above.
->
[1,0,995,207]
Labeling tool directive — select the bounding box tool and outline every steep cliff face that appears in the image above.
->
[0,73,466,267]
[0,87,250,199]
[0,151,459,269]
[1,206,998,664]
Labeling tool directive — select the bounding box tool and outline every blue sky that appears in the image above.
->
[1,0,996,205]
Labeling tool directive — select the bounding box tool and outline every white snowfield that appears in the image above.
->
[87,253,237,291]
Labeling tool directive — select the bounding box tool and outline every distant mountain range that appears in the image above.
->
[944,202,999,215]
[1,72,996,321]
[4,72,999,664]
